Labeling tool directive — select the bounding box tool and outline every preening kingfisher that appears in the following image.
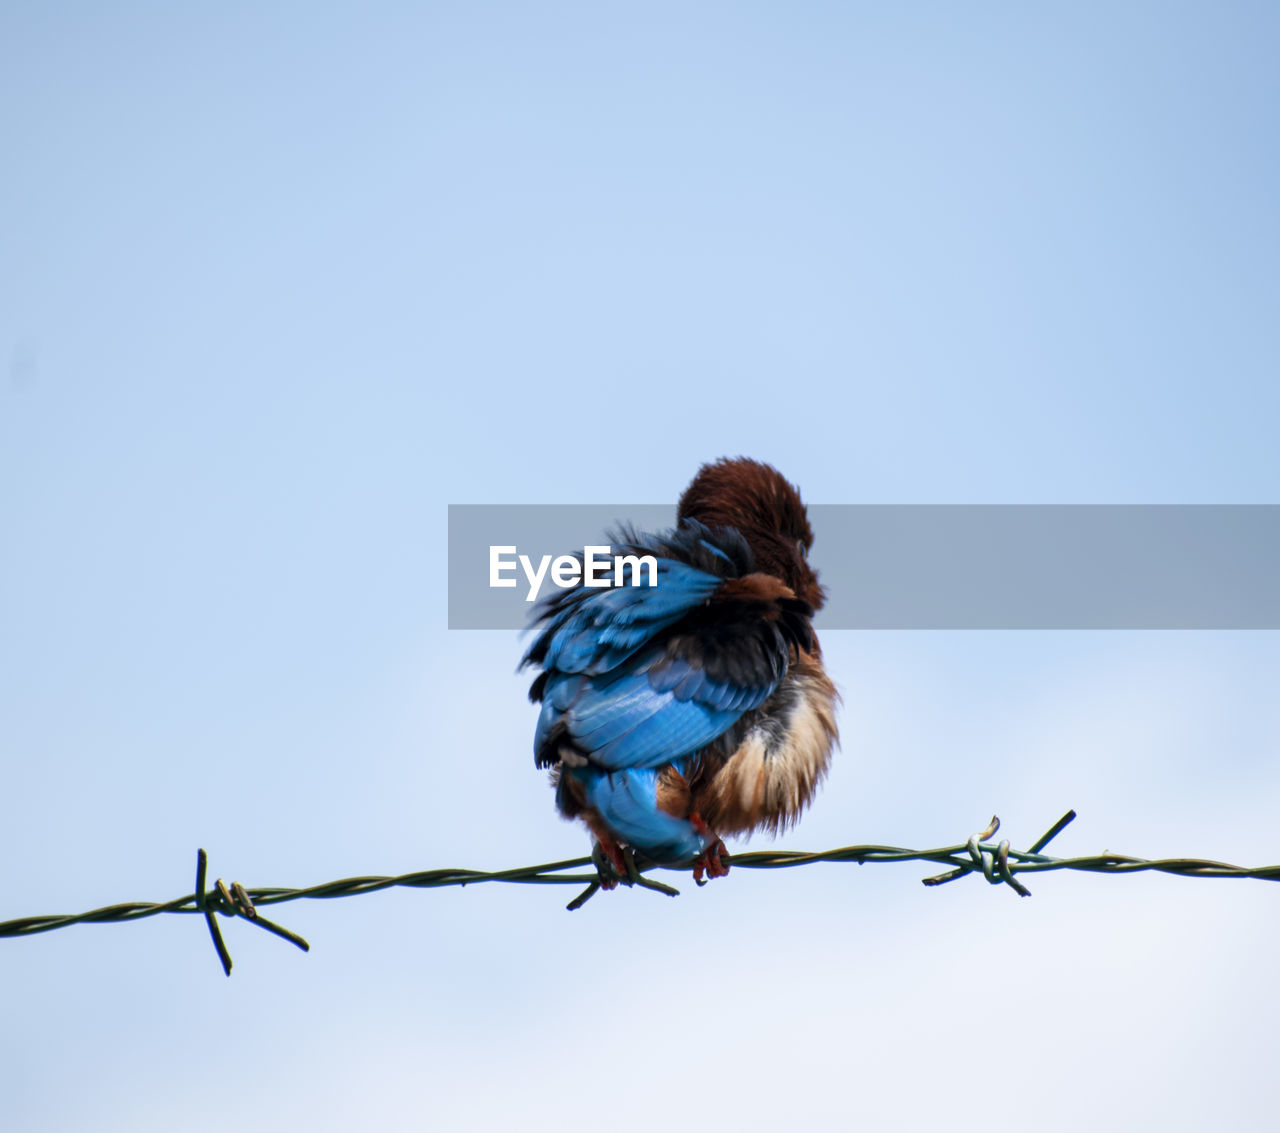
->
[522,457,838,889]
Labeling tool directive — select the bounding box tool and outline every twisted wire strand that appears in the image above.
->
[2,811,1277,974]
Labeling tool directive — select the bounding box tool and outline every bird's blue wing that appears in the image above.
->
[532,556,723,675]
[524,523,811,771]
[533,650,776,769]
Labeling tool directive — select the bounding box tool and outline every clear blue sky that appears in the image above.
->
[3,5,1278,1131]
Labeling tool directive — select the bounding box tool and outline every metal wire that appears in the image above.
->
[3,810,1277,975]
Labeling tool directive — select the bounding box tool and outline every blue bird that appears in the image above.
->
[522,458,839,888]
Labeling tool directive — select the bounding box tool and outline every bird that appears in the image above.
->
[521,457,839,890]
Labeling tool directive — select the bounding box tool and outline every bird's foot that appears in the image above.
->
[689,813,730,886]
[691,839,730,885]
[592,838,631,890]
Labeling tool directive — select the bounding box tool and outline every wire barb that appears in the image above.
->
[921,811,1079,896]
[1028,809,1077,854]
[196,849,233,977]
[568,845,682,910]
[194,849,311,976]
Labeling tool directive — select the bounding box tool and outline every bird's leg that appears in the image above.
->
[592,837,631,890]
[689,812,730,885]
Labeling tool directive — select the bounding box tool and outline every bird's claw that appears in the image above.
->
[688,811,730,886]
[692,838,730,886]
[592,839,631,889]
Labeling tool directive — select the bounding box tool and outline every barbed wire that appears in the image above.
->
[3,810,1278,975]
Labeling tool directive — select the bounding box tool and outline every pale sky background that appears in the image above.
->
[3,4,1280,1131]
